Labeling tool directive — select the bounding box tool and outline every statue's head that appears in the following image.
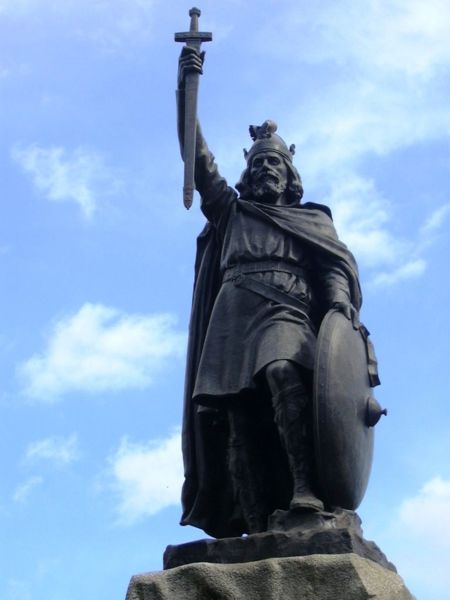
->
[236,120,303,205]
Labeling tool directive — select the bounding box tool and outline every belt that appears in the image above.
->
[223,261,311,319]
[223,260,307,281]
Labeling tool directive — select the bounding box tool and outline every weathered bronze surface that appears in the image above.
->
[175,9,385,542]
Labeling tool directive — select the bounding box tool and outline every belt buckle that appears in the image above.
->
[233,272,243,285]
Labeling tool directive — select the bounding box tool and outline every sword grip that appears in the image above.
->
[189,7,201,32]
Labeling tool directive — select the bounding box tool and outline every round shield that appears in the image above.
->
[313,309,377,510]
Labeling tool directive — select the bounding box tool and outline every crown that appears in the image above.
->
[243,120,296,163]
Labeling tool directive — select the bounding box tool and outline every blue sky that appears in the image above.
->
[1,0,450,598]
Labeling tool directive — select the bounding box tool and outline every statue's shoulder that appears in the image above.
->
[301,201,333,221]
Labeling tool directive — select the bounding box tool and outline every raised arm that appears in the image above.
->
[176,47,236,224]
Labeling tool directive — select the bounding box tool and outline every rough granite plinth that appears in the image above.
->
[163,509,394,572]
[126,553,414,600]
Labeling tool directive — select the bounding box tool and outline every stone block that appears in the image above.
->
[126,553,414,600]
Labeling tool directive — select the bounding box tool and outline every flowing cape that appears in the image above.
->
[180,200,362,538]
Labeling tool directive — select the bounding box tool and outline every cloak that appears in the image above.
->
[180,198,362,538]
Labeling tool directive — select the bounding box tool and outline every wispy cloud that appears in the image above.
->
[11,144,120,219]
[109,429,183,524]
[259,0,450,78]
[370,259,427,288]
[13,476,43,504]
[420,203,450,235]
[361,199,449,286]
[18,303,186,402]
[25,433,80,467]
[322,174,407,268]
[319,173,436,287]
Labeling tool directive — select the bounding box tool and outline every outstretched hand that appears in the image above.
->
[178,46,205,89]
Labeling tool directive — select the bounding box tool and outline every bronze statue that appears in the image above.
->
[176,27,383,540]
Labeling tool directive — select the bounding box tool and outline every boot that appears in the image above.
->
[272,384,324,512]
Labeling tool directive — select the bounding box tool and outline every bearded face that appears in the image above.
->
[249,151,289,204]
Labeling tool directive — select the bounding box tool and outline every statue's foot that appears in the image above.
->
[290,493,324,512]
[246,513,268,534]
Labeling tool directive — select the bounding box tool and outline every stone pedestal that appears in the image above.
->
[126,553,414,600]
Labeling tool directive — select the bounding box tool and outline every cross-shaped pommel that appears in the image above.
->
[175,6,212,50]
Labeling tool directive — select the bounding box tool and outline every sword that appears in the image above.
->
[175,8,212,209]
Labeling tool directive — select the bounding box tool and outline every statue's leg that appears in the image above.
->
[227,404,269,534]
[265,359,324,512]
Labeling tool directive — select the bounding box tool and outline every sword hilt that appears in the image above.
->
[175,7,212,49]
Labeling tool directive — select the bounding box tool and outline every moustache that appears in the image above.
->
[254,171,280,184]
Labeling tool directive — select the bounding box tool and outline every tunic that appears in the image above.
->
[192,145,351,405]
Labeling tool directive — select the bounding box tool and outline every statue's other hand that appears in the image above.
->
[178,46,205,89]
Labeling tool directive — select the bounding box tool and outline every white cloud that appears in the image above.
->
[323,174,406,268]
[25,433,80,467]
[18,303,186,402]
[420,203,450,234]
[370,259,427,288]
[385,477,450,597]
[13,476,43,503]
[109,429,183,524]
[11,144,120,219]
[318,173,433,287]
[399,477,450,545]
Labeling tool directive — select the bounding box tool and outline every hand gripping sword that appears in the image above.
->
[175,8,212,209]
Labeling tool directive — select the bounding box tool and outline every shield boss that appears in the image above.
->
[313,309,378,510]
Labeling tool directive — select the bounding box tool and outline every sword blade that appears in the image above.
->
[182,70,199,210]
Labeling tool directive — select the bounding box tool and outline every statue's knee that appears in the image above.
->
[265,359,299,393]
